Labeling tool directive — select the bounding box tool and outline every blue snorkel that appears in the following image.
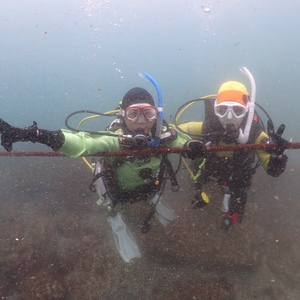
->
[139,72,163,139]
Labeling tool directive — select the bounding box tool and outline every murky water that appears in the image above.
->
[1,1,300,299]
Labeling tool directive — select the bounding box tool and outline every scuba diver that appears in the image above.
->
[177,67,288,229]
[0,77,191,262]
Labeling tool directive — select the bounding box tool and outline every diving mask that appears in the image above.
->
[214,101,248,119]
[123,105,158,122]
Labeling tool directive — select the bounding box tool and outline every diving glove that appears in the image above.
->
[184,140,205,159]
[265,120,288,177]
[0,119,39,152]
[267,120,288,156]
[0,118,64,152]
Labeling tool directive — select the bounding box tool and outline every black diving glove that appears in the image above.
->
[0,119,40,152]
[267,120,288,156]
[265,120,288,177]
[267,154,288,177]
[0,118,64,152]
[184,140,205,159]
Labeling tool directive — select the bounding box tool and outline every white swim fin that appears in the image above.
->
[107,213,141,263]
[149,195,176,227]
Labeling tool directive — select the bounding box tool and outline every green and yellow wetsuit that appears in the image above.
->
[57,127,190,203]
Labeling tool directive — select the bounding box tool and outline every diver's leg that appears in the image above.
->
[228,191,247,224]
[222,168,252,228]
[107,213,141,263]
[93,161,141,262]
[149,194,176,227]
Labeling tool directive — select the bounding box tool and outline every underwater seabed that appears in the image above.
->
[0,157,300,299]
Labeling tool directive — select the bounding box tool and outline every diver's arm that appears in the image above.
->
[0,118,120,156]
[57,129,121,158]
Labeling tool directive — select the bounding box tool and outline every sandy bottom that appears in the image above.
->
[0,156,299,299]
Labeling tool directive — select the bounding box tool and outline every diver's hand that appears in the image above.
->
[0,119,38,152]
[267,120,288,156]
[184,140,204,159]
[0,118,11,134]
[0,118,16,152]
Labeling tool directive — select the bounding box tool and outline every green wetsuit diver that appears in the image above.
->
[0,87,191,262]
[182,80,288,228]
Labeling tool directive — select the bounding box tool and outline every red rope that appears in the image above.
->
[0,142,298,157]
